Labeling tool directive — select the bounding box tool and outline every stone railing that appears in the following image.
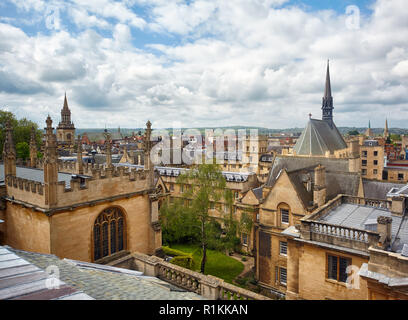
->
[301,220,379,252]
[344,196,391,210]
[109,252,270,300]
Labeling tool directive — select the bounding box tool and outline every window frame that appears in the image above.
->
[279,241,288,256]
[281,208,289,224]
[279,267,287,286]
[326,253,351,283]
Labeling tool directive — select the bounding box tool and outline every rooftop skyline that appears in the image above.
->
[0,0,407,129]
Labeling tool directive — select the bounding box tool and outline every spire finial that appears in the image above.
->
[325,60,332,98]
[322,60,334,124]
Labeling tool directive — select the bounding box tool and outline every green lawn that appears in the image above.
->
[170,244,244,284]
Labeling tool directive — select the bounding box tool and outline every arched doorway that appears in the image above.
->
[93,207,126,261]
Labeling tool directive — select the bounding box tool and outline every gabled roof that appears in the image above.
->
[266,155,349,188]
[293,119,347,156]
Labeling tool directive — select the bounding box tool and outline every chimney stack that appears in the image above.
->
[313,165,326,207]
[377,216,392,250]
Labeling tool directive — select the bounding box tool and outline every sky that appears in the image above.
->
[0,0,407,129]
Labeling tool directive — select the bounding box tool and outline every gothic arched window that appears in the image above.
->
[93,207,126,261]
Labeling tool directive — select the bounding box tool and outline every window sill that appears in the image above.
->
[325,279,348,287]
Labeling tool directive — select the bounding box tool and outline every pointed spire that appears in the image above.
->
[322,60,334,125]
[368,120,371,129]
[63,92,69,110]
[324,60,332,98]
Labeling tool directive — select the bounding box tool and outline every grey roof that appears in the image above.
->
[0,164,75,188]
[83,131,123,142]
[325,171,361,199]
[252,187,263,200]
[363,179,405,200]
[266,155,349,187]
[293,119,347,156]
[93,154,122,165]
[0,246,93,300]
[266,157,360,206]
[319,203,408,253]
[4,246,204,300]
[116,163,256,182]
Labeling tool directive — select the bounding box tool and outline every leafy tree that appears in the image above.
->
[348,130,359,136]
[160,163,227,274]
[390,134,401,142]
[0,110,42,157]
[16,142,29,160]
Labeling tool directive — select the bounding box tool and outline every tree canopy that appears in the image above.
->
[0,110,42,158]
[159,163,247,274]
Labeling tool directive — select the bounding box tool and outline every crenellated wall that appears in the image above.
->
[5,165,152,210]
[6,176,45,207]
[56,166,151,207]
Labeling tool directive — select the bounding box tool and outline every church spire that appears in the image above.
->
[63,92,69,110]
[322,60,334,125]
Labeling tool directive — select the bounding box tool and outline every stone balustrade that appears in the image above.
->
[301,219,380,252]
[109,252,271,300]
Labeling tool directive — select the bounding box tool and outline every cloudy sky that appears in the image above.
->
[0,0,407,129]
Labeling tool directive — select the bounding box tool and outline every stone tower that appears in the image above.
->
[3,121,16,177]
[322,60,334,127]
[56,93,75,145]
[44,116,59,207]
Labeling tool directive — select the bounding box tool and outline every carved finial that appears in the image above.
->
[46,115,52,128]
[146,120,152,129]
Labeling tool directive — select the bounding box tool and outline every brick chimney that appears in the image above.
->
[377,216,392,250]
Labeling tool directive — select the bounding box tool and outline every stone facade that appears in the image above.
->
[1,115,164,263]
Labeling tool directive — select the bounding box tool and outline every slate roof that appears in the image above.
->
[266,157,360,206]
[3,246,204,300]
[252,187,263,200]
[83,131,123,142]
[0,246,93,300]
[293,119,347,156]
[363,179,405,200]
[319,203,408,253]
[0,164,76,188]
[266,155,349,187]
[116,163,256,182]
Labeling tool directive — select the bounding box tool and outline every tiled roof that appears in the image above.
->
[4,246,204,300]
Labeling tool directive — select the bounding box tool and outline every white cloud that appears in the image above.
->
[0,0,408,129]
